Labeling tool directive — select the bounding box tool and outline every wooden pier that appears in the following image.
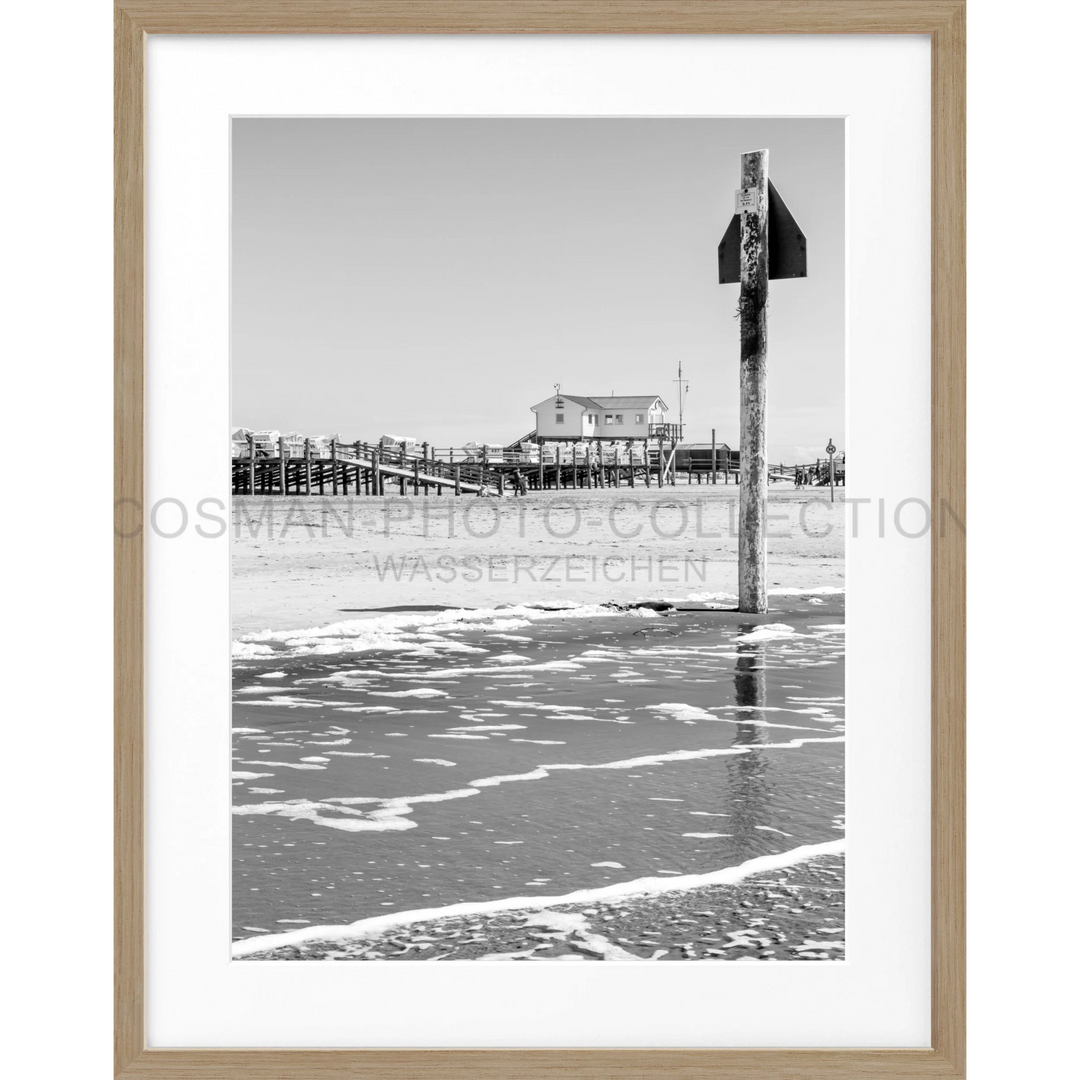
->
[231,433,844,497]
[232,437,503,497]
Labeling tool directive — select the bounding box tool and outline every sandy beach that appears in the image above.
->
[232,484,844,636]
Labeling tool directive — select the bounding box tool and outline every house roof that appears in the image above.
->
[589,395,668,411]
[561,394,600,409]
[532,393,668,412]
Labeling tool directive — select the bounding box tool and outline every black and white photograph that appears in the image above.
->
[228,117,846,962]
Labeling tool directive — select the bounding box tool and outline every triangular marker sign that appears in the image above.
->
[717,179,808,284]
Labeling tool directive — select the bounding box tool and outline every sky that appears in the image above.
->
[232,118,844,462]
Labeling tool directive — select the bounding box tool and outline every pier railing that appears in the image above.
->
[430,445,654,466]
[231,431,845,495]
[231,435,506,497]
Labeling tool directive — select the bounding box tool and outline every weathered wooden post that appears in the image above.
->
[304,438,312,495]
[826,438,836,503]
[454,464,462,496]
[278,435,287,495]
[718,147,808,611]
[330,438,339,496]
[736,149,770,613]
[711,428,718,485]
[247,434,256,496]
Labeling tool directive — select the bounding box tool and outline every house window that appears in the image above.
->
[635,413,644,424]
[614,414,623,424]
[555,413,564,424]
[587,414,597,424]
[604,414,613,425]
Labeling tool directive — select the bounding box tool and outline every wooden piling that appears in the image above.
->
[247,434,256,496]
[737,148,770,614]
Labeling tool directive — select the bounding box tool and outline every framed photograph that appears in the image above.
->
[116,2,964,1076]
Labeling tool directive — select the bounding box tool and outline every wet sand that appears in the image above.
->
[236,852,844,962]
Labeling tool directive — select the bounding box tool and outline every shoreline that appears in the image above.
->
[236,848,845,962]
[233,588,845,656]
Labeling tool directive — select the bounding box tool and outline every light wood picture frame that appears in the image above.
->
[114,2,965,1076]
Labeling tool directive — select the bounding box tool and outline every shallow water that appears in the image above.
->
[231,599,844,945]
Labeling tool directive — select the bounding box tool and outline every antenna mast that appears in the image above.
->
[673,362,689,439]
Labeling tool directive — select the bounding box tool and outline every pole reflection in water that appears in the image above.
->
[726,627,772,858]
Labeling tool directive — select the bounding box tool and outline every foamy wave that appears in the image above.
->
[767,586,845,596]
[734,623,797,642]
[232,603,659,660]
[231,839,845,957]
[232,736,844,833]
[645,703,831,732]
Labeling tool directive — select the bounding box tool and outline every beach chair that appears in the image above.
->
[252,430,281,458]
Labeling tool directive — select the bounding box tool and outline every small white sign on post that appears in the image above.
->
[736,186,760,213]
